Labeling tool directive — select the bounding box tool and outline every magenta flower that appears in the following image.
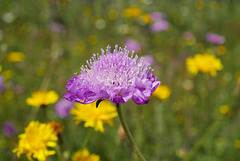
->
[206,33,225,45]
[55,99,74,118]
[2,121,16,137]
[63,45,160,105]
[150,21,169,32]
[124,39,141,52]
[0,76,4,92]
[143,55,154,66]
[150,12,166,22]
[150,12,169,33]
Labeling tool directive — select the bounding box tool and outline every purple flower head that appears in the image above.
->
[206,33,225,45]
[143,55,154,66]
[2,121,16,137]
[150,12,166,22]
[63,45,160,105]
[150,21,169,32]
[0,76,4,92]
[55,99,74,118]
[124,39,141,53]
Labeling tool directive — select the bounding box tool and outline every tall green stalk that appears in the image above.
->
[116,103,146,161]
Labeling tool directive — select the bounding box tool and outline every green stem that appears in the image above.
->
[56,145,65,161]
[116,103,146,161]
[81,128,92,148]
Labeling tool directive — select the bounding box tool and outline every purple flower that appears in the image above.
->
[150,12,166,22]
[2,121,16,137]
[0,76,4,92]
[124,39,141,52]
[150,21,169,32]
[150,12,169,33]
[55,99,74,118]
[206,33,225,45]
[143,55,154,66]
[63,45,160,105]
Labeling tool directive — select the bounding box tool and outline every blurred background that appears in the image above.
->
[0,0,240,160]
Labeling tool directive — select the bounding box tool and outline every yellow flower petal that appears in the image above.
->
[5,52,24,62]
[26,90,59,107]
[186,53,223,77]
[71,100,117,132]
[153,85,171,100]
[13,121,57,161]
[72,149,100,161]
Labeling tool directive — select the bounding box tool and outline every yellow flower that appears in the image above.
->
[26,90,59,107]
[195,0,205,10]
[219,105,230,114]
[108,10,118,20]
[123,6,142,18]
[0,65,2,72]
[72,149,100,161]
[140,14,152,24]
[2,69,13,80]
[71,100,117,132]
[153,85,171,100]
[186,53,223,77]
[13,121,57,161]
[5,52,24,62]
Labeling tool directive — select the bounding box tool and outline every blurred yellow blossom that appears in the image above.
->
[219,105,230,114]
[72,149,100,161]
[13,121,57,161]
[26,90,59,107]
[88,35,97,45]
[210,1,220,11]
[123,6,142,18]
[140,14,152,24]
[0,65,2,72]
[186,53,223,77]
[108,10,118,20]
[216,45,226,55]
[82,6,92,16]
[2,70,13,80]
[234,140,240,149]
[71,100,117,132]
[5,52,24,62]
[153,85,171,100]
[195,0,205,10]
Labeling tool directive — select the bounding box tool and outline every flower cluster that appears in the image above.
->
[13,121,57,161]
[186,53,223,77]
[71,100,117,132]
[63,45,160,105]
